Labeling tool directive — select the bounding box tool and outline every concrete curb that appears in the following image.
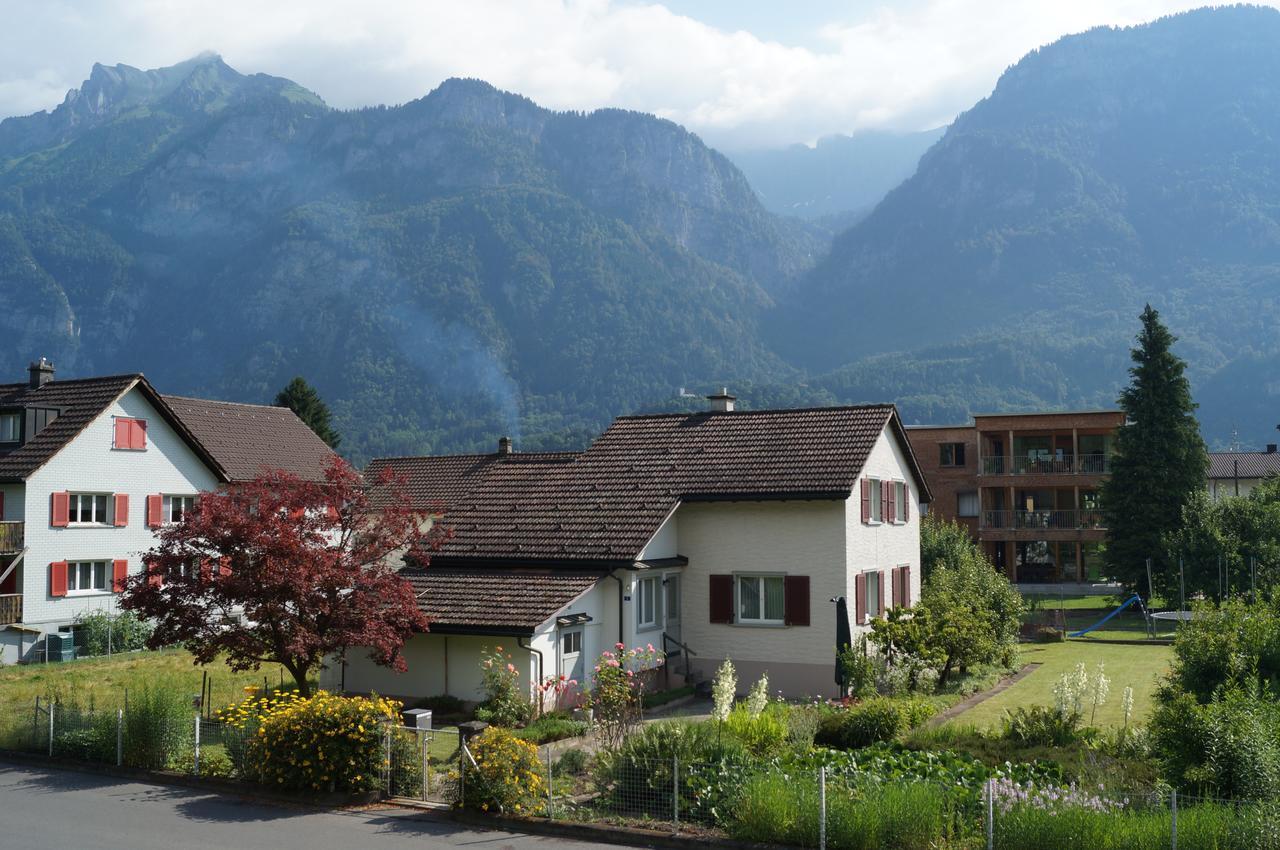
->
[0,750,380,808]
[449,808,784,850]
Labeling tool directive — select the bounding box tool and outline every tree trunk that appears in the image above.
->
[283,659,311,696]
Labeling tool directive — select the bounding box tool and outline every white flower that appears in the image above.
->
[1121,686,1134,727]
[712,658,737,722]
[746,673,769,719]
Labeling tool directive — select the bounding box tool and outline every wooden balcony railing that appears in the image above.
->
[0,594,20,626]
[980,454,1113,475]
[982,509,1105,531]
[0,521,22,554]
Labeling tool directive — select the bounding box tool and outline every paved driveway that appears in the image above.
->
[0,763,613,850]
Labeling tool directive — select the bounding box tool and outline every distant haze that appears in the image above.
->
[0,0,1256,149]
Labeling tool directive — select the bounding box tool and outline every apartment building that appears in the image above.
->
[908,411,1124,584]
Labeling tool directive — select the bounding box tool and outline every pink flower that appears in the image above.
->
[646,643,655,653]
[615,642,625,650]
[607,659,621,668]
[506,663,516,674]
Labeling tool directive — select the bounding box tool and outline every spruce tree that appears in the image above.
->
[275,376,342,450]
[1102,305,1207,598]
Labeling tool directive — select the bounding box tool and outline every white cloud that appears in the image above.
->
[0,0,1258,149]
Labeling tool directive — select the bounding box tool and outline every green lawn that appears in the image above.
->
[947,641,1173,730]
[1022,594,1178,641]
[0,649,291,716]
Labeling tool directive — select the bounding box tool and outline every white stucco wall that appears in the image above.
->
[1209,478,1263,501]
[845,428,923,611]
[19,385,221,630]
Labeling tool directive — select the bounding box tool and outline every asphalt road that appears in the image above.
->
[0,763,615,850]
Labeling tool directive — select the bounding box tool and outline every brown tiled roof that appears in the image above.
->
[163,395,338,482]
[366,451,578,512]
[1209,452,1280,480]
[0,374,224,482]
[400,567,602,633]
[433,404,924,565]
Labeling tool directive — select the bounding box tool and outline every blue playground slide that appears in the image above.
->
[1068,595,1145,638]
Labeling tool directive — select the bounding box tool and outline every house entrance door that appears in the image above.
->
[558,627,584,683]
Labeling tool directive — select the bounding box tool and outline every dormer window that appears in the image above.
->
[0,412,18,443]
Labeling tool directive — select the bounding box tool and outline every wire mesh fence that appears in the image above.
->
[383,725,461,802]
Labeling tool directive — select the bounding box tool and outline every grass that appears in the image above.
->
[947,641,1173,730]
[1022,595,1178,641]
[0,648,291,716]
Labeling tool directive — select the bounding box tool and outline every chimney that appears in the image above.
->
[1268,444,1277,454]
[28,358,55,389]
[706,387,736,413]
[497,436,513,455]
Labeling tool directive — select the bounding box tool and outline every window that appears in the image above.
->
[68,560,108,593]
[939,442,966,466]
[30,408,58,436]
[957,490,979,518]
[166,495,196,524]
[865,571,882,618]
[112,417,147,450]
[869,478,883,522]
[561,629,582,655]
[69,493,110,525]
[894,481,906,522]
[737,574,785,624]
[637,575,661,629]
[664,575,680,622]
[0,412,19,443]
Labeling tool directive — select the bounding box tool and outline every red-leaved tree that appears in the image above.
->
[120,458,448,695]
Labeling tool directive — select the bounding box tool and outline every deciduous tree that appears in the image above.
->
[121,459,446,694]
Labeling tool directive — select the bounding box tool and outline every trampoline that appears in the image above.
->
[1150,610,1202,622]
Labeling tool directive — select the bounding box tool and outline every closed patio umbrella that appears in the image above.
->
[834,596,852,691]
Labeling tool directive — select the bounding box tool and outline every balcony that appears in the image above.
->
[0,594,19,626]
[0,522,22,554]
[981,509,1105,531]
[980,454,1113,476]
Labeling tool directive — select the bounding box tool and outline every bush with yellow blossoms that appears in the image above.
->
[454,726,545,814]
[215,689,400,794]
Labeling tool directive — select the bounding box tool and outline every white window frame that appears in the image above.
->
[869,478,883,523]
[67,559,109,595]
[636,575,661,631]
[560,629,583,656]
[165,495,197,525]
[0,412,19,443]
[894,480,907,524]
[68,492,111,526]
[865,570,882,619]
[735,573,786,626]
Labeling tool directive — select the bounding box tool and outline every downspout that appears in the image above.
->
[517,635,544,707]
[609,572,625,646]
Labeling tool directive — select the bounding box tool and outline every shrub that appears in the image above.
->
[121,686,193,770]
[555,747,589,776]
[514,713,588,744]
[76,610,153,657]
[785,703,825,750]
[1003,706,1083,748]
[588,643,662,749]
[723,703,789,757]
[456,727,544,814]
[412,694,466,716]
[476,646,531,727]
[812,697,934,750]
[838,638,878,698]
[226,691,400,793]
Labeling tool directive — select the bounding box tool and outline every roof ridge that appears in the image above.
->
[0,373,143,389]
[163,394,285,410]
[615,403,896,421]
[369,450,580,463]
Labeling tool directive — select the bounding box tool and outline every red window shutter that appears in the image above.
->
[784,575,810,626]
[709,574,734,624]
[879,570,888,617]
[903,484,911,521]
[218,556,232,577]
[860,478,871,524]
[112,559,129,593]
[887,483,896,523]
[131,418,147,449]
[199,558,212,582]
[146,494,163,528]
[50,561,68,597]
[113,493,129,527]
[891,567,901,608]
[288,506,305,521]
[51,491,70,527]
[903,565,912,607]
[114,418,130,449]
[855,573,867,625]
[145,558,164,588]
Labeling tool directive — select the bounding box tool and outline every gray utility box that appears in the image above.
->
[46,632,77,662]
[402,708,433,730]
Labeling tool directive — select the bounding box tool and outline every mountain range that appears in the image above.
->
[2,5,1279,461]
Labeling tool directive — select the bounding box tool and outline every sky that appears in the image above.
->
[0,0,1253,150]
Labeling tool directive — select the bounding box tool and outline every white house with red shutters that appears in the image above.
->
[333,391,930,702]
[0,360,337,664]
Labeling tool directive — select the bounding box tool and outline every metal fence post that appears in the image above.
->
[1171,789,1178,850]
[421,732,429,801]
[48,701,55,757]
[672,756,679,828]
[116,709,123,767]
[819,766,826,850]
[547,750,554,819]
[986,778,994,850]
[193,713,201,776]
